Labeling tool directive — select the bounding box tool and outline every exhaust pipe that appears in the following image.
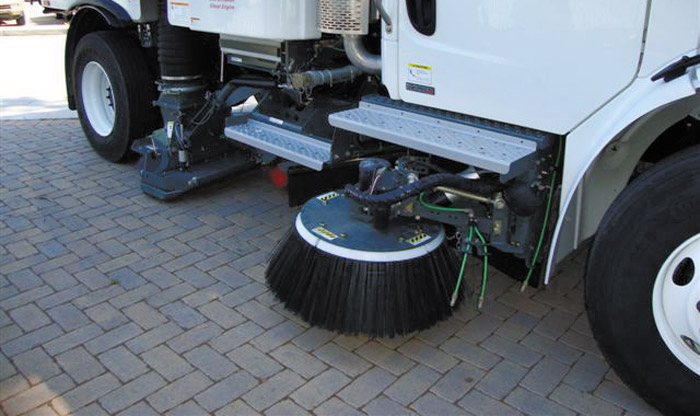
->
[343,34,381,74]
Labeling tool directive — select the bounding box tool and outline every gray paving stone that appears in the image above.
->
[563,353,609,392]
[56,347,105,384]
[117,402,160,416]
[332,334,369,351]
[455,313,502,344]
[100,372,167,414]
[228,344,283,379]
[520,356,570,396]
[269,344,327,379]
[384,364,439,406]
[161,301,206,329]
[243,369,305,411]
[364,396,416,416]
[107,268,146,290]
[123,301,167,330]
[147,370,213,413]
[559,329,602,357]
[167,322,223,353]
[292,327,336,352]
[440,336,501,371]
[237,300,285,329]
[74,268,111,291]
[142,344,194,381]
[251,321,305,353]
[36,284,89,310]
[481,334,543,368]
[338,367,396,407]
[314,397,364,416]
[1,324,63,357]
[6,269,43,291]
[12,347,61,384]
[85,302,129,330]
[430,362,486,403]
[476,360,527,400]
[215,399,261,416]
[125,322,183,354]
[314,343,371,378]
[175,266,216,289]
[141,267,181,289]
[167,400,210,416]
[0,352,17,380]
[0,374,30,402]
[147,283,196,308]
[520,332,582,365]
[265,399,310,416]
[551,384,622,416]
[195,371,259,412]
[211,321,264,353]
[594,381,661,416]
[47,303,90,331]
[51,373,120,416]
[184,345,237,381]
[84,323,141,354]
[355,341,415,376]
[534,309,577,340]
[3,374,75,416]
[182,283,233,308]
[9,303,51,331]
[458,390,522,416]
[40,269,79,292]
[505,387,575,416]
[397,339,458,374]
[290,368,350,410]
[220,282,268,308]
[44,324,103,356]
[25,404,61,416]
[198,300,245,329]
[109,283,160,309]
[99,346,148,382]
[417,319,463,347]
[73,285,125,310]
[412,392,470,416]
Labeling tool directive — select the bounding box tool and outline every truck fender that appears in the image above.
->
[544,53,700,284]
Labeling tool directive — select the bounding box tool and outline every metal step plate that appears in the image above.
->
[329,100,538,174]
[224,119,331,171]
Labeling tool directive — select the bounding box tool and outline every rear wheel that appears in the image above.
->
[73,31,158,162]
[585,145,700,416]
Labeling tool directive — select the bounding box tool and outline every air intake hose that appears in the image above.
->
[344,173,503,209]
[158,0,205,81]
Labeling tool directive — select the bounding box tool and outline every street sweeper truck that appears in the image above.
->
[49,0,698,413]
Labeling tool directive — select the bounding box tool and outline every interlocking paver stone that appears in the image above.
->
[147,370,213,413]
[141,345,193,381]
[184,345,237,381]
[0,120,662,416]
[13,347,61,384]
[166,400,210,416]
[265,399,310,416]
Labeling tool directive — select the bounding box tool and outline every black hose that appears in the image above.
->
[344,173,502,209]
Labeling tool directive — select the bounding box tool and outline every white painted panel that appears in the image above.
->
[395,0,648,134]
[638,0,700,77]
[168,0,321,40]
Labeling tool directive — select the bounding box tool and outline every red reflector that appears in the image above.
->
[268,166,288,189]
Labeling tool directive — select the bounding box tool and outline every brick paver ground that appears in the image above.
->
[0,119,661,415]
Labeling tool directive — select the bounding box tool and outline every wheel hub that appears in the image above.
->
[652,233,700,376]
[82,61,116,137]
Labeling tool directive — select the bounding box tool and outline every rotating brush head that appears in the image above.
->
[266,191,465,337]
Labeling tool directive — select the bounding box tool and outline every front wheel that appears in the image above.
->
[73,31,158,162]
[585,145,700,416]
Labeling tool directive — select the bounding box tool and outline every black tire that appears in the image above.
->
[585,145,700,416]
[73,31,158,162]
[16,14,25,25]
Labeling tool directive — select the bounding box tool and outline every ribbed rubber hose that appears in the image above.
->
[344,173,502,209]
[158,0,204,79]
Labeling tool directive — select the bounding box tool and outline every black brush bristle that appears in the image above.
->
[266,227,465,337]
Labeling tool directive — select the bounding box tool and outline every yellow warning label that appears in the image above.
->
[316,191,339,202]
[407,233,431,246]
[408,64,432,70]
[312,227,339,241]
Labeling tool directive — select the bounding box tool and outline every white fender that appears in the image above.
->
[545,54,700,284]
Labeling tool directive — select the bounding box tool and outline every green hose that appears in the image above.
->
[473,226,489,309]
[521,137,563,291]
[450,226,473,307]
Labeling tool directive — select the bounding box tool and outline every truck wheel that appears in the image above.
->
[586,145,700,416]
[17,14,25,25]
[73,31,157,162]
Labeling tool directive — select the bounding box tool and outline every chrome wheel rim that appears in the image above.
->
[81,61,115,137]
[652,233,700,376]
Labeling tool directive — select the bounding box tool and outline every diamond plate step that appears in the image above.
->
[329,100,539,174]
[224,119,331,171]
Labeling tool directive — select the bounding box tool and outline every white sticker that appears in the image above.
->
[268,117,284,126]
[168,1,190,26]
[408,64,433,86]
[166,121,174,139]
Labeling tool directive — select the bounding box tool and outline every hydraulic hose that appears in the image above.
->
[344,173,502,209]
